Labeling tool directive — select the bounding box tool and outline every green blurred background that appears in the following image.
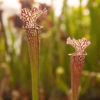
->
[0,0,100,100]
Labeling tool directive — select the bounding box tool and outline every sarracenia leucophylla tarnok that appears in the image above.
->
[20,6,47,100]
[67,37,91,100]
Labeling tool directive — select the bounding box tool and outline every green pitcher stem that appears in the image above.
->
[27,30,40,100]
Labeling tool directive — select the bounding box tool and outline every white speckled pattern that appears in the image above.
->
[20,7,47,29]
[67,37,91,55]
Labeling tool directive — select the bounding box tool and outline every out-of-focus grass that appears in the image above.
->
[0,0,100,99]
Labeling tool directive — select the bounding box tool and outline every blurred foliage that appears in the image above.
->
[0,0,100,100]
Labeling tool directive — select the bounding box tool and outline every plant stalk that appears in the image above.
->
[70,55,85,100]
[26,29,40,100]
